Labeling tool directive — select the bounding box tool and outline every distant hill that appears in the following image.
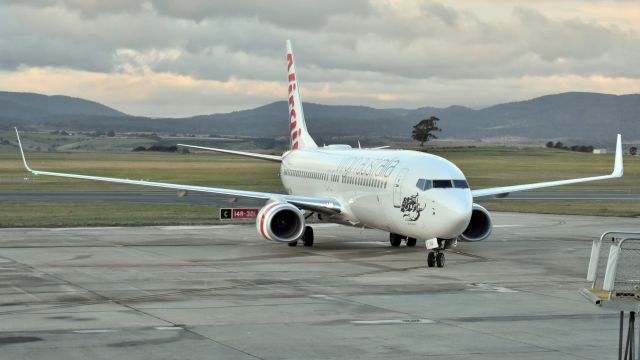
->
[0,91,126,119]
[1,91,638,145]
[420,92,640,144]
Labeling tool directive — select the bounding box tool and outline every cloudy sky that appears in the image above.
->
[0,0,639,117]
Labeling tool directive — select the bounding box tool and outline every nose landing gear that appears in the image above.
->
[425,238,452,268]
[427,250,445,268]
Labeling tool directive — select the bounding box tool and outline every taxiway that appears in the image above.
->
[0,212,637,359]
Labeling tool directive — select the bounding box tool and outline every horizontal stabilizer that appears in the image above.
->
[178,144,282,162]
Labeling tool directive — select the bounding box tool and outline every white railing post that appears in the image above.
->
[603,242,622,293]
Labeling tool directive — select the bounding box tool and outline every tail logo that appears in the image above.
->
[287,53,300,150]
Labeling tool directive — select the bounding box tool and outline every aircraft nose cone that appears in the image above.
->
[441,191,473,237]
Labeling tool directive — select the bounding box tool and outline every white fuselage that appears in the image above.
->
[280,147,473,240]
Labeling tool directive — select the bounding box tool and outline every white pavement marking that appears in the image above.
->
[154,326,183,330]
[351,319,435,325]
[73,329,117,334]
[344,241,388,246]
[467,283,519,293]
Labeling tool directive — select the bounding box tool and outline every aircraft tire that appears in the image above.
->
[427,252,436,267]
[436,252,445,268]
[288,241,298,247]
[406,237,417,247]
[389,233,402,247]
[302,226,314,247]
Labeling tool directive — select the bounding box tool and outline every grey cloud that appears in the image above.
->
[2,0,148,17]
[514,7,620,61]
[150,0,372,28]
[2,1,639,81]
[8,0,373,29]
[0,0,638,116]
[422,2,460,27]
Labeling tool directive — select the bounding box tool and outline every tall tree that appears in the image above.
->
[412,116,441,146]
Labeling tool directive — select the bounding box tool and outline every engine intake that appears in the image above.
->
[459,204,492,242]
[257,202,305,242]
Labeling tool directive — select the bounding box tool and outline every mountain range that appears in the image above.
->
[0,91,638,145]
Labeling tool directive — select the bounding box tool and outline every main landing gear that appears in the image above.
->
[288,226,314,247]
[389,233,417,247]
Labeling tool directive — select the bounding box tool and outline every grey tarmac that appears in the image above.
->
[0,212,638,359]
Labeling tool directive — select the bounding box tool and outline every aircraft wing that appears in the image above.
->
[178,144,282,162]
[15,128,340,214]
[472,134,623,198]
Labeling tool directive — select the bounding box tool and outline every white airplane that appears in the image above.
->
[15,40,624,268]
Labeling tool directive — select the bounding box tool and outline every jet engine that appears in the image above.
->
[459,204,492,242]
[256,202,305,242]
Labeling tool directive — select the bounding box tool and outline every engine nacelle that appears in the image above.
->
[459,204,492,242]
[256,202,305,242]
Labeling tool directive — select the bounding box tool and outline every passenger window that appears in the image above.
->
[433,180,453,188]
[453,180,469,189]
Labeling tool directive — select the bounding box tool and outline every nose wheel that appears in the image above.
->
[426,250,445,268]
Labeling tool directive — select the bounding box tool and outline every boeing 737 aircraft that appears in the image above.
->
[15,40,623,267]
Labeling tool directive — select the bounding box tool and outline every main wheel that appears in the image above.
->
[436,252,445,268]
[427,252,435,267]
[389,233,402,247]
[288,240,298,247]
[302,226,314,247]
[406,237,417,247]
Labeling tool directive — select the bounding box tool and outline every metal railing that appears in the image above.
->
[587,231,640,293]
[583,231,640,360]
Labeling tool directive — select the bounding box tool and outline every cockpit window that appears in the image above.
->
[453,180,469,189]
[416,179,433,191]
[433,180,453,188]
[417,179,467,190]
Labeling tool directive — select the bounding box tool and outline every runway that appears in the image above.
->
[2,190,639,204]
[0,212,638,359]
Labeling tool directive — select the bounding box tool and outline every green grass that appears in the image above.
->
[426,146,639,192]
[0,147,283,192]
[479,200,640,218]
[0,202,224,228]
[0,142,638,227]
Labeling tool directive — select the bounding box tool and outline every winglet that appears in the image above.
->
[14,127,34,173]
[612,134,623,177]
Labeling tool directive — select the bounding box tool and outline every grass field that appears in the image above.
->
[0,141,638,227]
[0,202,223,227]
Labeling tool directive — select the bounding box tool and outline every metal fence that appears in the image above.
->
[611,238,640,294]
[587,231,640,300]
